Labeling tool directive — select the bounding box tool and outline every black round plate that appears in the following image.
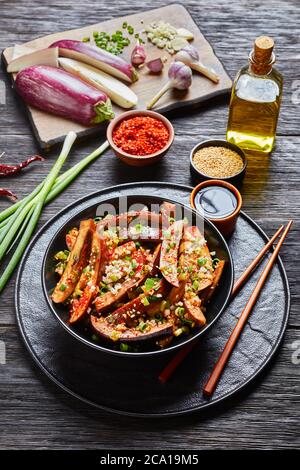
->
[15,182,290,417]
[42,193,233,357]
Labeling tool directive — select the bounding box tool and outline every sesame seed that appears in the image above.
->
[193,146,243,178]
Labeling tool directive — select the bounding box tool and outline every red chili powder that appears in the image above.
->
[112,116,169,156]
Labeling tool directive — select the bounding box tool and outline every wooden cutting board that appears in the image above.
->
[2,4,232,150]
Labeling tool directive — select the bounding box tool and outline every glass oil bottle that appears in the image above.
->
[226,36,283,153]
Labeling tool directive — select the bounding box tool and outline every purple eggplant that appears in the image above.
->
[15,65,114,126]
[49,40,138,83]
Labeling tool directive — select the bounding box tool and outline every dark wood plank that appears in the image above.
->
[0,0,299,451]
[0,326,299,449]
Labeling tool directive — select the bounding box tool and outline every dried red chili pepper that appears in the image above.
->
[0,188,17,201]
[112,116,169,156]
[0,155,44,177]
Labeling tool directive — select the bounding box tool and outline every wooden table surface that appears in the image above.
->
[0,0,299,450]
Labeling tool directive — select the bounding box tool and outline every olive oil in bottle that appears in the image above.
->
[226,36,283,153]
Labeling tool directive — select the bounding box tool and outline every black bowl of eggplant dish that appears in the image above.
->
[42,195,233,357]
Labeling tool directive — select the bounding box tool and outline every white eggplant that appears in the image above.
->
[7,47,58,73]
[58,58,138,109]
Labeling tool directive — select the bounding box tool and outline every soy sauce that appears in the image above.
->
[194,186,237,219]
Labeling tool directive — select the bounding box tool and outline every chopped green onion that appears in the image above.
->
[141,297,150,306]
[138,321,147,331]
[59,283,67,292]
[120,343,129,352]
[54,250,69,261]
[134,223,143,233]
[174,328,183,337]
[197,257,207,266]
[144,278,156,291]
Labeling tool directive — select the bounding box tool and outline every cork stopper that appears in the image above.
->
[250,36,275,75]
[254,36,274,63]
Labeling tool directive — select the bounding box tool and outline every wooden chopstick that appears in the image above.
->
[203,220,293,397]
[231,224,284,296]
[158,224,285,384]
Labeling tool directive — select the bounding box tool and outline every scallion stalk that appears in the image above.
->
[0,131,76,293]
[0,140,110,223]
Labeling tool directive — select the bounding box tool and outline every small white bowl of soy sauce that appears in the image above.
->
[190,180,243,237]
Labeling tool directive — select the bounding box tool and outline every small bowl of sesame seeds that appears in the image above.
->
[190,139,247,187]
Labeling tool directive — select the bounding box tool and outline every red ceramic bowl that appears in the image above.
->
[106,110,174,167]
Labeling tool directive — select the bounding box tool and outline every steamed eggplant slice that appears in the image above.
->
[160,220,185,287]
[52,219,94,303]
[201,260,225,304]
[110,241,136,260]
[91,315,173,343]
[160,201,176,221]
[180,226,214,293]
[93,249,147,313]
[110,277,167,321]
[69,231,102,323]
[97,210,167,232]
[129,243,161,295]
[183,293,206,326]
[66,227,78,251]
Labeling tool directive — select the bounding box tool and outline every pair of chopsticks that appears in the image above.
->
[159,220,293,396]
